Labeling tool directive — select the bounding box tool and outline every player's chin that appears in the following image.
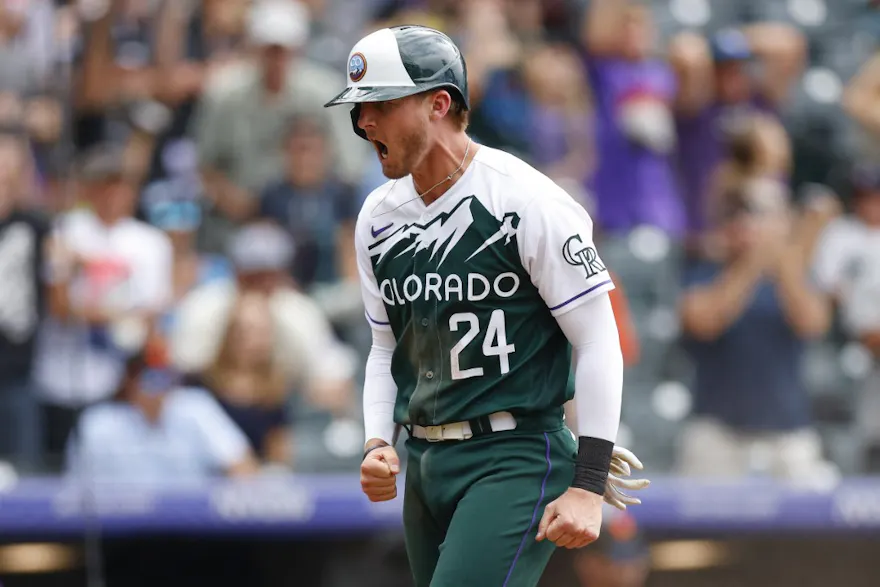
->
[380,160,408,180]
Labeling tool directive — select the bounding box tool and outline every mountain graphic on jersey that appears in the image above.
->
[368,196,520,273]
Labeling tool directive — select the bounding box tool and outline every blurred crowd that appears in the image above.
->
[0,0,879,509]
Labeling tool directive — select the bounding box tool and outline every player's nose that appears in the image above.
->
[357,103,376,133]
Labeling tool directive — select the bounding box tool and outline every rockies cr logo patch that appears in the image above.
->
[562,235,606,278]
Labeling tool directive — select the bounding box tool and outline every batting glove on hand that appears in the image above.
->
[604,446,650,511]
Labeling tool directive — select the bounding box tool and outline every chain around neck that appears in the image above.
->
[414,138,472,200]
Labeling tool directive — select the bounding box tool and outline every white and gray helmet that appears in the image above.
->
[324,25,469,140]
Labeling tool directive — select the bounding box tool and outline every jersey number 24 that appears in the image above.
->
[449,310,516,380]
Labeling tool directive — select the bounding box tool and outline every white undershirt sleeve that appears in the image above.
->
[355,201,398,445]
[363,327,398,445]
[554,293,623,443]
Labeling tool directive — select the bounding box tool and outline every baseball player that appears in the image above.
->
[324,25,649,587]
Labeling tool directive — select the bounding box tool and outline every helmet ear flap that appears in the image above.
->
[350,104,369,140]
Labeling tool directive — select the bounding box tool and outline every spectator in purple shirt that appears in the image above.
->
[579,0,684,236]
[669,25,805,239]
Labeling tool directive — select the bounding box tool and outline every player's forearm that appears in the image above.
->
[559,295,623,443]
[363,328,398,447]
[556,295,623,494]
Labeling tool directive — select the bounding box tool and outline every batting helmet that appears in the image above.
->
[323,25,469,140]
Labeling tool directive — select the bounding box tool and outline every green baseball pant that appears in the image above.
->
[402,426,577,587]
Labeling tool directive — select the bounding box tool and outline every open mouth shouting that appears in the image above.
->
[372,139,389,160]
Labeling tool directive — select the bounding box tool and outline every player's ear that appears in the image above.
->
[429,90,452,121]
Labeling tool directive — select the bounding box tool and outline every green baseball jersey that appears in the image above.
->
[355,146,614,428]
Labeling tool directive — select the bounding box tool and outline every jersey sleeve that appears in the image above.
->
[355,207,393,331]
[517,190,615,317]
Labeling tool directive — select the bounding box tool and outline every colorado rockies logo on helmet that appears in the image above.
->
[562,235,606,278]
[349,52,367,82]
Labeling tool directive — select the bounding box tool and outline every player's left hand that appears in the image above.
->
[536,487,603,549]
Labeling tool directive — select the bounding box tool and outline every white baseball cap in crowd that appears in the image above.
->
[247,0,310,49]
[228,222,296,274]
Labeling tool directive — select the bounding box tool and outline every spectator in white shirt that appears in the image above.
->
[66,351,258,482]
[813,165,880,471]
[35,145,173,462]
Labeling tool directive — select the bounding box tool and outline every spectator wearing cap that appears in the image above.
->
[0,129,49,471]
[192,0,367,253]
[813,165,880,471]
[170,222,357,464]
[670,25,805,239]
[67,349,259,482]
[678,178,835,480]
[578,0,685,236]
[34,145,173,461]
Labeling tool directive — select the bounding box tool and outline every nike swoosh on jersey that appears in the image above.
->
[371,223,394,238]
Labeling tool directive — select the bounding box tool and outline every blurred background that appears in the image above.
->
[0,0,879,585]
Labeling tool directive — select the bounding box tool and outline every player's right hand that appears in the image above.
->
[360,445,400,502]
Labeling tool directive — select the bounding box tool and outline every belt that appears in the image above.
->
[411,411,517,442]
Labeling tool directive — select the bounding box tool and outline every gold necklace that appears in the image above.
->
[413,138,472,199]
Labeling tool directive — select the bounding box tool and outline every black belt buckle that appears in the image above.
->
[468,415,493,436]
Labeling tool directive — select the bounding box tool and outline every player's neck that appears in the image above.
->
[412,133,477,206]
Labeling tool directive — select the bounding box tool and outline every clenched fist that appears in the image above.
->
[360,444,400,502]
[536,487,603,549]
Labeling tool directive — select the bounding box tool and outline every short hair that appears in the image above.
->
[448,94,470,132]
